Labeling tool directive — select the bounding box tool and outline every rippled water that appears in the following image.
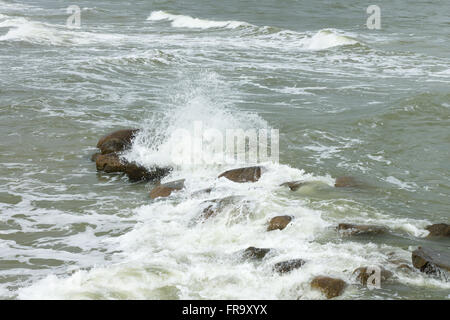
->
[0,0,449,299]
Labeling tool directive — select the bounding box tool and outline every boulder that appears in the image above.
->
[218,166,262,183]
[96,153,171,182]
[310,276,347,299]
[353,266,393,285]
[267,216,292,231]
[242,247,271,261]
[335,176,359,188]
[95,153,126,173]
[273,259,306,274]
[96,129,139,155]
[280,180,306,191]
[425,223,450,238]
[126,165,171,182]
[337,223,387,236]
[150,179,185,199]
[412,246,450,275]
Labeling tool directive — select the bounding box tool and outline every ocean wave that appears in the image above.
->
[0,15,128,45]
[0,0,36,12]
[147,10,252,29]
[301,29,358,50]
[146,11,359,51]
[93,50,181,67]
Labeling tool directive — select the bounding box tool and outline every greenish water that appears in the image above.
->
[0,0,449,299]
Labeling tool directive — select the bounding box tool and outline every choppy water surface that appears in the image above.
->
[0,0,449,299]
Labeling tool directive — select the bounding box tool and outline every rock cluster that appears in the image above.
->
[89,132,449,299]
[92,129,171,182]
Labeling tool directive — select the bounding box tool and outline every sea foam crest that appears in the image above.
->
[0,16,127,45]
[147,10,252,29]
[301,29,358,50]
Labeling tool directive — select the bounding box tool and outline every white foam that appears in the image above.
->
[302,29,358,50]
[385,176,418,191]
[147,11,252,29]
[123,71,268,170]
[0,16,126,45]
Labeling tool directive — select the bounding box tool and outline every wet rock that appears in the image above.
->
[425,223,450,238]
[96,153,171,182]
[353,266,393,285]
[280,180,306,191]
[267,216,292,231]
[95,153,125,173]
[199,196,242,220]
[242,247,271,261]
[412,246,450,275]
[96,129,139,154]
[310,276,347,299]
[150,179,185,199]
[218,166,262,183]
[90,152,101,162]
[127,165,171,182]
[273,259,306,274]
[337,223,387,236]
[334,176,359,188]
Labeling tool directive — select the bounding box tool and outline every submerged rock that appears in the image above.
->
[353,266,393,285]
[218,166,262,183]
[425,223,450,238]
[334,176,359,188]
[96,129,139,155]
[95,153,171,182]
[267,216,292,231]
[412,246,450,275]
[337,223,387,236]
[190,188,213,197]
[280,180,306,191]
[273,259,306,274]
[396,264,413,272]
[198,196,243,220]
[150,179,185,199]
[241,247,271,261]
[310,276,347,299]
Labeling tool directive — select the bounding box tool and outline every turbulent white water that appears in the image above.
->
[147,10,251,30]
[0,10,359,52]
